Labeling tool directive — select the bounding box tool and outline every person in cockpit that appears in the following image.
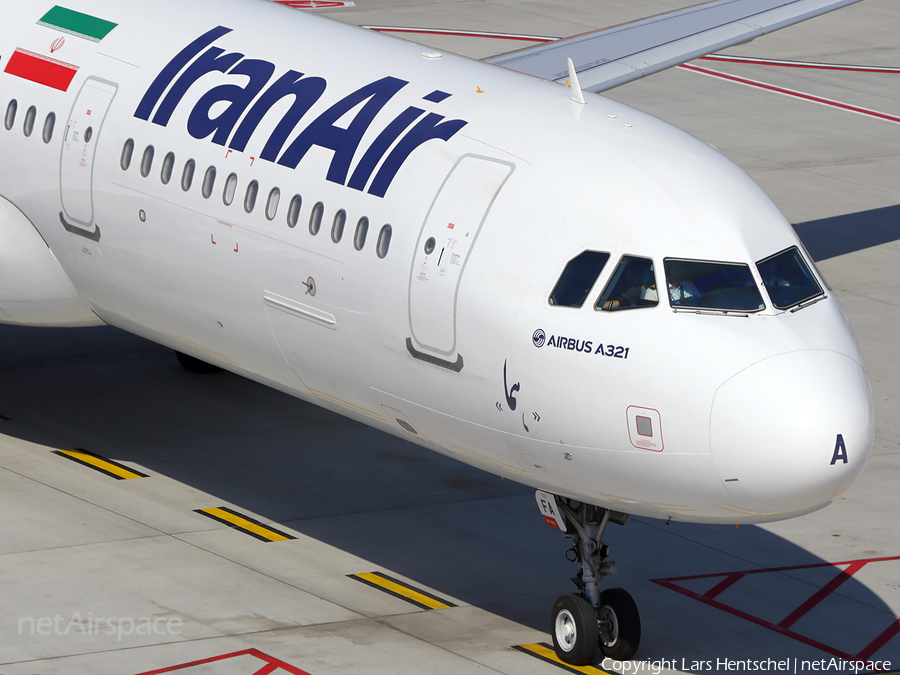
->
[602,261,657,309]
[666,262,700,306]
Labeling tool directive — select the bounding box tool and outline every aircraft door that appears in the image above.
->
[408,154,514,369]
[60,77,118,229]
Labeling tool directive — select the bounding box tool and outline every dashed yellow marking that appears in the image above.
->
[349,571,456,610]
[514,643,616,674]
[54,449,149,480]
[196,507,296,542]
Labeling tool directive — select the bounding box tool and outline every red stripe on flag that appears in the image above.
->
[4,49,78,91]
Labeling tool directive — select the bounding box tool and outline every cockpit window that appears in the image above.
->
[597,256,658,311]
[664,259,764,312]
[756,246,824,310]
[549,250,610,308]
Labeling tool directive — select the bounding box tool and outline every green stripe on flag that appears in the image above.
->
[38,6,117,43]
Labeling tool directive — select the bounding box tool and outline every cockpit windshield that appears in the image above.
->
[549,250,610,308]
[597,256,658,311]
[756,246,824,310]
[663,259,765,312]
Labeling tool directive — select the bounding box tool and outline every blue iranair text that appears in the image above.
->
[134,27,468,198]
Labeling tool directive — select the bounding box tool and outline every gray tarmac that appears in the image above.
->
[1,1,899,673]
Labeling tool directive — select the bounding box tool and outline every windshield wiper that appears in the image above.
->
[789,294,827,313]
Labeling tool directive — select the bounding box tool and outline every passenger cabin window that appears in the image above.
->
[201,166,216,199]
[354,217,369,251]
[331,209,346,243]
[664,259,764,312]
[244,180,259,213]
[4,100,16,130]
[121,139,134,170]
[160,152,175,185]
[376,224,392,258]
[223,173,238,206]
[550,250,610,308]
[140,145,154,177]
[23,105,37,137]
[309,202,323,235]
[42,112,55,143]
[181,159,196,191]
[756,246,824,310]
[597,256,658,311]
[287,195,302,228]
[265,187,280,221]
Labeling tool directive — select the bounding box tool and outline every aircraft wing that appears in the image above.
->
[484,0,865,93]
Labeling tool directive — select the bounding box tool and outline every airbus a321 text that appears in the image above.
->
[0,0,875,664]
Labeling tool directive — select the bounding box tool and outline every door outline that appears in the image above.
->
[407,154,515,369]
[60,77,118,234]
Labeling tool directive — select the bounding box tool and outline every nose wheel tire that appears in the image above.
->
[551,593,599,665]
[597,588,641,660]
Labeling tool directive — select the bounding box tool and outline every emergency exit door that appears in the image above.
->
[60,77,117,229]
[408,154,514,368]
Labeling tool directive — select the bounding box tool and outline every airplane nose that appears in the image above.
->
[710,350,874,520]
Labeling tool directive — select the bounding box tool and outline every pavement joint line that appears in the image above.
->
[0,463,174,544]
[349,571,457,610]
[195,506,297,542]
[274,490,533,523]
[514,643,617,674]
[53,448,149,480]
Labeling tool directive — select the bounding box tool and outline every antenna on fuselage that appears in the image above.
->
[567,57,586,105]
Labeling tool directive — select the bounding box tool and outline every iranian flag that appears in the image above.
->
[3,6,117,91]
[37,6,117,43]
[4,49,79,91]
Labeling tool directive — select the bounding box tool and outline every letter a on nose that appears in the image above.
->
[830,434,848,465]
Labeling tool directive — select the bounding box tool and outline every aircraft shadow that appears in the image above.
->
[793,204,900,261]
[1,323,897,665]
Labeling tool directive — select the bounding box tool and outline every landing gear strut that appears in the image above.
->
[543,495,641,665]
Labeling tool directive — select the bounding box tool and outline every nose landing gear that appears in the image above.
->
[551,593,598,664]
[541,494,641,665]
[596,587,641,660]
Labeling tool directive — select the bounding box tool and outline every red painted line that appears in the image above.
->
[654,555,900,583]
[365,26,556,43]
[857,619,900,662]
[253,664,281,675]
[778,560,865,629]
[653,556,900,661]
[698,55,900,74]
[276,1,352,7]
[678,64,900,125]
[654,578,854,661]
[703,572,746,600]
[361,26,900,78]
[134,648,312,675]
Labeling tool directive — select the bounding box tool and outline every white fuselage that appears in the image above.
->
[0,0,874,524]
